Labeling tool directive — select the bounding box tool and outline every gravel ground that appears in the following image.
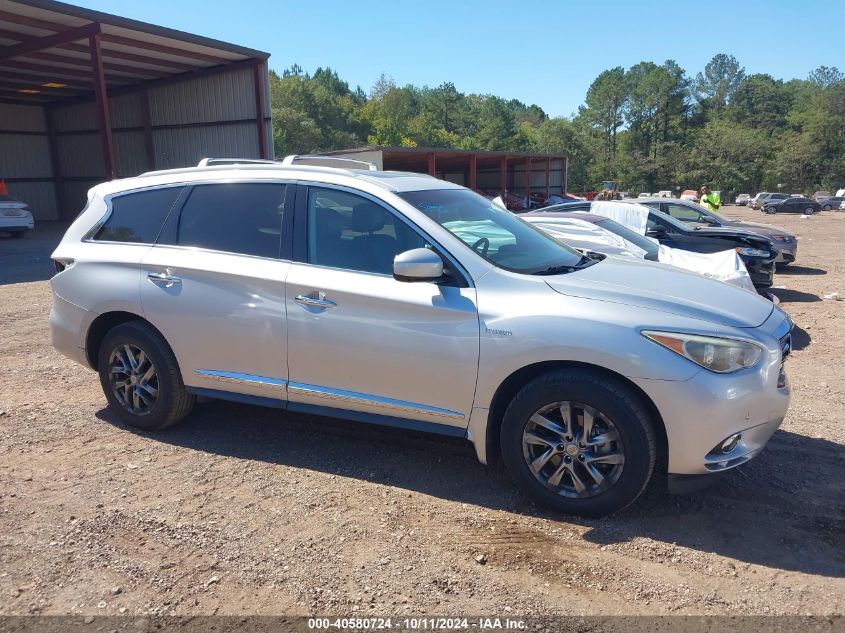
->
[0,209,843,619]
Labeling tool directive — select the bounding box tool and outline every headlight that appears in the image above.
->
[772,235,794,243]
[736,246,771,258]
[642,331,763,373]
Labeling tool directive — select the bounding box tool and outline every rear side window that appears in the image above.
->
[173,183,287,259]
[94,187,183,243]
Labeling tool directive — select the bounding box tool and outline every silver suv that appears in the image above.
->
[50,161,793,516]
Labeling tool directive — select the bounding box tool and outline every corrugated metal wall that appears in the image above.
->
[0,103,58,220]
[514,159,565,195]
[2,64,271,222]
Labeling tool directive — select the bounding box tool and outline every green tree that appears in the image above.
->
[728,74,789,131]
[582,67,627,163]
[693,54,745,111]
[808,65,844,88]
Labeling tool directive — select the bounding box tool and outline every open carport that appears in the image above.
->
[0,0,271,221]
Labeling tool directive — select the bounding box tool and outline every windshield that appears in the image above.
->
[398,189,587,274]
[594,217,660,258]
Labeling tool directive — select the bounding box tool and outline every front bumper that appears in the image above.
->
[774,243,797,264]
[744,259,775,288]
[631,315,791,476]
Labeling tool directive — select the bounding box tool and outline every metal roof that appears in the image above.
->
[0,0,269,105]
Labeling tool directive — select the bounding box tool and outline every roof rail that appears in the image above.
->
[280,154,378,171]
[197,157,279,167]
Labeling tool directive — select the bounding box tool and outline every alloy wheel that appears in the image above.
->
[522,401,625,498]
[108,343,159,416]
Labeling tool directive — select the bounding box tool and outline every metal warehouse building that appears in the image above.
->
[0,0,271,221]
[321,147,569,200]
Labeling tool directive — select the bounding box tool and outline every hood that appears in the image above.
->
[719,219,791,237]
[689,226,771,245]
[545,256,774,328]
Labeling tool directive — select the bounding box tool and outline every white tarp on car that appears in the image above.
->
[523,217,648,259]
[658,245,756,293]
[591,200,650,235]
[526,207,756,292]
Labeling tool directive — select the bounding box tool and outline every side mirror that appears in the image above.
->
[646,226,666,238]
[393,248,444,282]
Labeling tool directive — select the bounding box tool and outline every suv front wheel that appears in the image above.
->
[500,370,657,517]
[97,321,195,431]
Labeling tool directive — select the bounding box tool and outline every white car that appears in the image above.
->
[0,194,34,237]
[49,158,792,516]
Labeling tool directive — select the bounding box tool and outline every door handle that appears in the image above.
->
[295,292,337,310]
[147,271,182,288]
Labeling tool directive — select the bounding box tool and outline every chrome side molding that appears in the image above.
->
[287,381,465,420]
[194,371,465,421]
[195,369,287,391]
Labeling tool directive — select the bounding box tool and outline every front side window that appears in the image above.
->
[398,189,586,275]
[94,186,184,243]
[173,183,286,259]
[307,187,430,275]
[665,203,704,223]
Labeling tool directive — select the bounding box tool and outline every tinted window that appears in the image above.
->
[174,183,286,258]
[307,187,430,275]
[95,187,183,243]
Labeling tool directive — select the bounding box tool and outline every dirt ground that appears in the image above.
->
[0,207,843,620]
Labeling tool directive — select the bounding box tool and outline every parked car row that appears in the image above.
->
[50,159,793,518]
[530,199,789,291]
[739,190,845,213]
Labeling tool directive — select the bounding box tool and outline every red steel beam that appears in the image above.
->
[0,22,99,60]
[0,9,230,65]
[100,34,229,64]
[3,57,113,79]
[24,50,162,77]
[89,32,115,180]
[0,8,63,31]
[428,153,436,176]
[0,26,198,71]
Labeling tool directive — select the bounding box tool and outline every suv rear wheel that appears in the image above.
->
[97,321,194,431]
[500,370,657,517]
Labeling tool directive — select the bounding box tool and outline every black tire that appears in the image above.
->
[822,205,832,211]
[97,321,194,431]
[805,207,814,215]
[500,369,657,517]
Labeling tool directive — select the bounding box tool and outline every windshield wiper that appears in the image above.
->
[532,256,593,275]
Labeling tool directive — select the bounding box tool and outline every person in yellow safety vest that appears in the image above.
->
[699,183,721,212]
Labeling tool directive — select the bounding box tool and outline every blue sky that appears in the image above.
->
[76,0,842,117]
